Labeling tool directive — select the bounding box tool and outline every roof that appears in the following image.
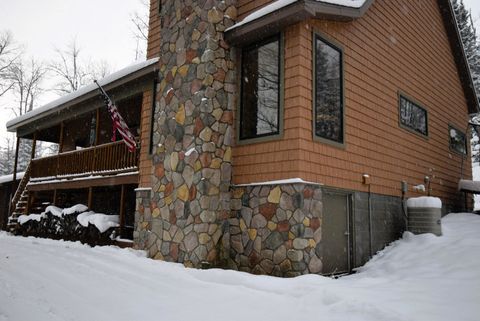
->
[6,58,159,132]
[225,0,374,45]
[226,0,368,32]
[225,0,479,114]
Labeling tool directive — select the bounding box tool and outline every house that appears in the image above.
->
[4,0,478,277]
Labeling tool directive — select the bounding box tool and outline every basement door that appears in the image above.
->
[321,190,353,275]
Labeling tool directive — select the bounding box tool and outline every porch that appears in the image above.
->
[5,58,158,240]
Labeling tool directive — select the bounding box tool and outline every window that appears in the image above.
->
[314,34,343,144]
[240,35,280,140]
[449,125,467,155]
[399,95,428,136]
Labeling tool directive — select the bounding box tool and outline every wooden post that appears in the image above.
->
[53,189,57,206]
[87,187,93,209]
[95,108,100,146]
[58,122,65,153]
[31,131,37,160]
[10,136,21,214]
[119,184,125,237]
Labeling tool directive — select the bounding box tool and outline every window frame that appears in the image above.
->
[236,34,284,145]
[398,92,429,138]
[312,31,346,148]
[448,124,468,156]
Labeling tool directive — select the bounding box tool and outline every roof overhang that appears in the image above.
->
[225,0,374,46]
[7,58,159,136]
[437,0,479,114]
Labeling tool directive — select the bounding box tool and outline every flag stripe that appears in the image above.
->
[97,86,137,153]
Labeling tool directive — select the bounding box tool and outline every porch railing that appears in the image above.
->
[30,140,139,179]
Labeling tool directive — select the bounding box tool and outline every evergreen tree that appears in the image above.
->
[452,0,480,163]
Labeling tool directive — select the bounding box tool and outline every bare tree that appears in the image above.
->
[130,0,149,60]
[49,39,111,94]
[0,31,21,98]
[9,58,47,117]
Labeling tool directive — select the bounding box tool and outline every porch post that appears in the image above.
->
[31,131,37,160]
[87,187,93,209]
[53,189,57,206]
[12,136,20,187]
[95,108,100,146]
[119,184,125,237]
[10,136,20,214]
[59,122,65,153]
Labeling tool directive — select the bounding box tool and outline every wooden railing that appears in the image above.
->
[10,162,32,214]
[30,140,138,179]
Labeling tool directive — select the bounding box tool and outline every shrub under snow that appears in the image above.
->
[16,204,119,245]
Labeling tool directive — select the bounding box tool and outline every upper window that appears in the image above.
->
[399,95,428,136]
[314,34,343,144]
[449,125,467,155]
[240,35,280,140]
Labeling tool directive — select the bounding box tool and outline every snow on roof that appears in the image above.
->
[459,179,480,194]
[0,172,25,185]
[226,0,367,31]
[6,58,159,131]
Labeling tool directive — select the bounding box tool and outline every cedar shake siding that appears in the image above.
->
[232,0,472,210]
[146,0,161,59]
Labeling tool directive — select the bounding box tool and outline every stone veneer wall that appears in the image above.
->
[134,0,237,267]
[226,183,324,277]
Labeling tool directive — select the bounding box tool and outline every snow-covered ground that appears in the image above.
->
[1,213,479,321]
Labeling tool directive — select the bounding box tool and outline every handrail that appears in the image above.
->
[30,140,138,179]
[10,162,32,215]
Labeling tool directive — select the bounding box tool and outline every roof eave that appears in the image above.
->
[7,60,158,133]
[225,0,375,46]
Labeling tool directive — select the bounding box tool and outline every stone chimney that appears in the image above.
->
[136,0,237,267]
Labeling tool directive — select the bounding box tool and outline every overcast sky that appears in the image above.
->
[0,0,146,141]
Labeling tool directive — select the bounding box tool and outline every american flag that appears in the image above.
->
[94,80,137,152]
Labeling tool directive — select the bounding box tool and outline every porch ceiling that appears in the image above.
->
[7,58,159,138]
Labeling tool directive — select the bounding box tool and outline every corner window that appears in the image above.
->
[399,95,428,136]
[449,125,467,155]
[314,34,343,144]
[240,35,280,140]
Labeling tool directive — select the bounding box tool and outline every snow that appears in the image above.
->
[0,213,479,321]
[407,196,442,209]
[62,204,88,215]
[0,172,25,185]
[17,214,42,225]
[6,58,159,130]
[76,211,119,233]
[226,0,367,31]
[459,179,480,193]
[19,204,119,233]
[44,205,63,217]
[235,177,323,186]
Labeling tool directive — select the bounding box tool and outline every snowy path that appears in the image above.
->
[1,214,480,321]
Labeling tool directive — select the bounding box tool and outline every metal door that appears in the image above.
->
[320,191,352,275]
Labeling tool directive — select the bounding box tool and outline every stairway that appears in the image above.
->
[7,163,32,232]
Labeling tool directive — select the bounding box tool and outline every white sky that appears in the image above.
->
[0,0,146,143]
[464,0,480,29]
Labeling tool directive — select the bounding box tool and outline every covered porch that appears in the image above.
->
[5,58,158,240]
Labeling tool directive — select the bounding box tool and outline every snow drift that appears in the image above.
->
[1,213,479,321]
